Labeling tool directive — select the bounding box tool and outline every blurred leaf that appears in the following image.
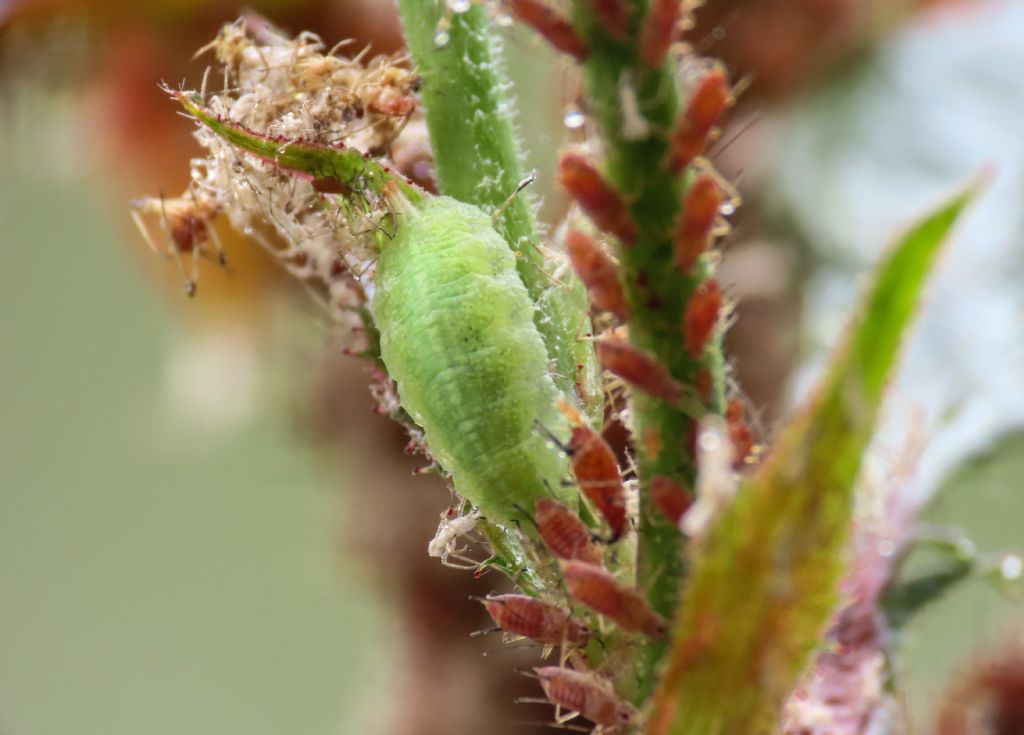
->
[647,186,976,735]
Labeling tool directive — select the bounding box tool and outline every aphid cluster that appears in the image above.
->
[139,4,760,733]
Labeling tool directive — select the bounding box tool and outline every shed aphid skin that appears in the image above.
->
[428,506,483,569]
[534,666,639,730]
[481,594,592,648]
[558,153,637,245]
[561,560,668,638]
[129,193,225,296]
[595,338,685,406]
[535,498,605,565]
[504,0,590,62]
[680,415,737,540]
[669,67,734,173]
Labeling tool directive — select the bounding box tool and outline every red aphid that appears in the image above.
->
[669,69,733,173]
[640,0,684,69]
[588,0,630,40]
[506,0,590,61]
[726,399,756,466]
[695,366,714,404]
[535,666,638,729]
[649,475,692,525]
[565,426,628,542]
[482,594,591,647]
[566,229,630,321]
[561,560,668,637]
[596,337,683,405]
[675,174,723,273]
[558,153,637,245]
[683,279,723,359]
[535,498,604,565]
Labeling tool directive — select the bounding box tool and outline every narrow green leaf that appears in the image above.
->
[646,186,976,735]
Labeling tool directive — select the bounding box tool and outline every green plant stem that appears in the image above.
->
[396,0,601,419]
[569,0,727,699]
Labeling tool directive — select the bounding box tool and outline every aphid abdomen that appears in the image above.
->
[374,198,572,528]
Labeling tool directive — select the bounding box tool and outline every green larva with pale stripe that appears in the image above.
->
[373,197,573,527]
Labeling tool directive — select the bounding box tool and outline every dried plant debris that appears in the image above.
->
[132,16,422,347]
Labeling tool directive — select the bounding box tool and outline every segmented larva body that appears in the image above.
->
[535,666,639,729]
[374,197,572,527]
[482,594,591,647]
[535,497,604,565]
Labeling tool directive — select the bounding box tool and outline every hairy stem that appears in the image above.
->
[569,0,727,698]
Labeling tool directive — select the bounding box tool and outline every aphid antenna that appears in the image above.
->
[708,110,761,160]
[468,625,502,638]
[493,173,537,225]
[481,640,540,657]
[690,6,743,55]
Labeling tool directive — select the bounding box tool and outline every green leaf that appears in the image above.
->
[646,186,977,735]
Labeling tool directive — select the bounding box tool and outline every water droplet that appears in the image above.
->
[434,30,451,47]
[447,0,472,12]
[563,107,586,130]
[720,201,736,215]
[494,12,514,27]
[243,226,253,235]
[876,539,896,558]
[1001,554,1022,581]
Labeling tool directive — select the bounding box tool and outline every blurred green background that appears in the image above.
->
[1,2,1022,734]
[0,88,392,735]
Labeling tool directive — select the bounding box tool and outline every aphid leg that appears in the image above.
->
[129,205,172,260]
[190,188,227,267]
[158,194,198,297]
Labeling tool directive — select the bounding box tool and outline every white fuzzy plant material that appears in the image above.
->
[132,18,423,348]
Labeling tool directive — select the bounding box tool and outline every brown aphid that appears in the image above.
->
[649,475,692,526]
[566,229,630,321]
[482,594,591,647]
[506,0,590,61]
[596,337,684,405]
[565,426,628,542]
[640,0,684,69]
[535,498,604,565]
[588,0,631,41]
[535,666,639,729]
[683,279,723,359]
[561,560,668,637]
[558,153,637,245]
[676,174,723,273]
[669,68,734,173]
